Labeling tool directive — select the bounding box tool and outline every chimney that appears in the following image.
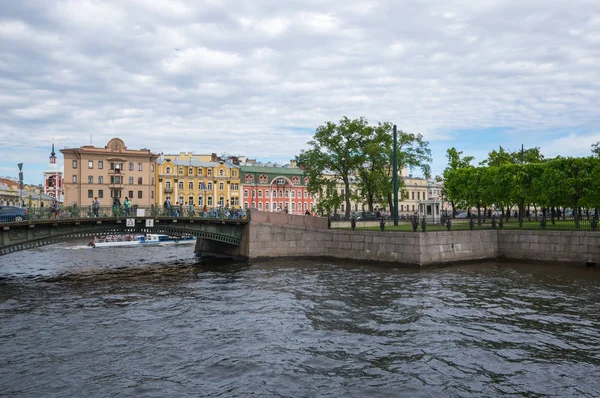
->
[290,159,296,168]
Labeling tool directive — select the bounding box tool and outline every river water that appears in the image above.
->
[1,241,599,397]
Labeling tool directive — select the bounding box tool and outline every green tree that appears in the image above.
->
[443,148,474,216]
[296,117,371,218]
[592,141,600,157]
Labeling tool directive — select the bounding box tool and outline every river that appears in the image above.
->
[1,241,599,397]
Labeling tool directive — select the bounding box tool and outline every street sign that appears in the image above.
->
[145,219,154,227]
[126,218,135,227]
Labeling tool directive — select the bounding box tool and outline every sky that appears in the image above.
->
[1,0,599,184]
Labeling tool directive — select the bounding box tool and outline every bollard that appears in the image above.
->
[380,219,385,231]
[411,218,419,232]
[446,219,452,231]
[351,217,356,231]
[421,217,427,232]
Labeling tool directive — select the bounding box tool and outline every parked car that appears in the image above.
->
[0,206,28,222]
[355,211,378,220]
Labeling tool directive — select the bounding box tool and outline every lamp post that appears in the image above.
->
[392,125,399,226]
[18,163,24,207]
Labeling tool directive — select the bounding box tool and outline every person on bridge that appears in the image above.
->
[92,197,100,217]
[123,197,131,216]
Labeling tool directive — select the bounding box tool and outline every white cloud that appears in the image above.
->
[0,0,598,181]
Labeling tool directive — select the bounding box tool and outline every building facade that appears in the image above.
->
[240,164,315,214]
[43,142,64,203]
[156,153,241,208]
[60,138,159,207]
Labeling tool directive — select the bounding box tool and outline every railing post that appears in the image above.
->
[411,217,419,232]
[540,216,547,230]
[351,217,356,231]
[380,219,385,231]
[491,216,496,229]
[421,217,427,232]
[328,216,332,229]
[592,218,597,232]
[446,218,451,230]
[499,218,504,229]
[469,218,474,230]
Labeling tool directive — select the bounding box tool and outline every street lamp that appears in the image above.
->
[18,163,24,207]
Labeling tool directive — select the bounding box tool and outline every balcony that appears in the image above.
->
[164,187,173,193]
[108,183,124,189]
[108,168,125,175]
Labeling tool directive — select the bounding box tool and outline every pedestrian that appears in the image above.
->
[92,197,100,217]
[123,197,130,216]
[305,209,310,216]
[202,205,208,218]
[164,197,172,216]
[113,196,121,216]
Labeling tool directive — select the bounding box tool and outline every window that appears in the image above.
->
[198,181,204,190]
[279,190,283,198]
[219,169,224,176]
[232,198,239,206]
[72,160,78,169]
[291,202,295,211]
[207,182,212,190]
[129,190,133,198]
[198,196,204,206]
[285,190,289,198]
[231,170,237,177]
[197,167,202,175]
[151,177,155,185]
[266,203,270,211]
[110,162,115,170]
[98,189,104,198]
[231,183,238,191]
[110,176,121,184]
[417,192,420,200]
[298,190,301,198]
[138,163,143,171]
[258,190,263,198]
[412,192,415,200]
[129,177,134,184]
[219,196,224,206]
[252,190,256,198]
[291,190,295,198]
[265,190,269,198]
[138,191,143,199]
[166,181,171,189]
[188,168,193,175]
[98,161,103,169]
[188,182,193,190]
[129,162,134,171]
[88,189,93,198]
[188,196,194,206]
[178,181,183,189]
[88,161,93,169]
[207,169,212,176]
[138,177,143,185]
[150,164,154,172]
[277,178,285,185]
[179,167,183,175]
[72,175,77,183]
[412,205,415,211]
[273,190,277,198]
[98,176,103,184]
[151,191,154,199]
[219,182,224,191]
[166,167,171,174]
[208,196,213,206]
[258,202,263,210]
[244,189,249,198]
[88,176,93,184]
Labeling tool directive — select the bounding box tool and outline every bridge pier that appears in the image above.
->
[195,237,248,261]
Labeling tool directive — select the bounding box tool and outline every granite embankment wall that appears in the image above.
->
[242,211,600,266]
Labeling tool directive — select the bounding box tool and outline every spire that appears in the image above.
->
[49,140,56,164]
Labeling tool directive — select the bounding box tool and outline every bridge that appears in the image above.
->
[0,212,248,257]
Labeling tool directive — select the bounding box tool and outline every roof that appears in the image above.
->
[240,165,305,175]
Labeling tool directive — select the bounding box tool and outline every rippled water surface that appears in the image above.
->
[1,241,600,397]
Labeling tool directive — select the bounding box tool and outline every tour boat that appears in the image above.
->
[89,234,196,248]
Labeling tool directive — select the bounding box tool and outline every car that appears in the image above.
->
[0,206,28,222]
[355,211,379,221]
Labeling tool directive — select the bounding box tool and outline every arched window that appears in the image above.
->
[166,167,171,174]
[219,169,224,176]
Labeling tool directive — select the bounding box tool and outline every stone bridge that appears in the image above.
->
[0,216,248,257]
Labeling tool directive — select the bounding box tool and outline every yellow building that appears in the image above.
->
[156,153,241,209]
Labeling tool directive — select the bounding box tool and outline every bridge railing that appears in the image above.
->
[1,205,250,224]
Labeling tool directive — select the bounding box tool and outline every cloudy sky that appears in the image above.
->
[1,0,599,183]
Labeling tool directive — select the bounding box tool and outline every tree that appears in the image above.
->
[592,141,600,157]
[443,148,474,216]
[296,117,371,218]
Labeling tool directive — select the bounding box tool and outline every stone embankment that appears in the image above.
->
[238,211,600,267]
